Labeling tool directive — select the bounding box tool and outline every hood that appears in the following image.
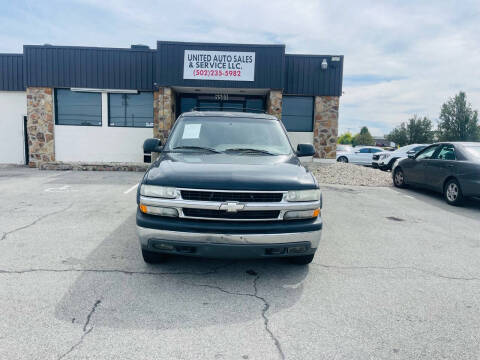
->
[144,152,317,191]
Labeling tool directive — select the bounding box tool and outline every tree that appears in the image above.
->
[437,91,479,141]
[352,126,375,146]
[337,132,353,144]
[386,115,434,146]
[386,123,408,147]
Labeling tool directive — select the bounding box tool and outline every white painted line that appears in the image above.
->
[124,184,139,194]
[44,185,78,193]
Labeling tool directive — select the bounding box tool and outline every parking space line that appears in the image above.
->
[124,184,139,194]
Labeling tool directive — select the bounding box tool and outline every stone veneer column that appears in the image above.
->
[313,96,339,159]
[26,87,55,167]
[153,87,176,144]
[266,90,282,119]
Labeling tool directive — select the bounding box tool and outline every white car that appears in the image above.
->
[336,146,385,165]
[372,144,429,171]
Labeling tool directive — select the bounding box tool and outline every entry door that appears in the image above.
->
[197,100,221,111]
[177,94,266,117]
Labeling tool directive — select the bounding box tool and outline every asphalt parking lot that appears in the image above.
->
[1,167,480,360]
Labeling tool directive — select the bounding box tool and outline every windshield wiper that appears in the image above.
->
[169,146,221,153]
[224,147,276,155]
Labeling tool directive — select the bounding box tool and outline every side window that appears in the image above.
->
[371,148,382,153]
[412,146,426,153]
[416,145,439,160]
[359,148,370,153]
[281,96,314,132]
[55,89,102,126]
[109,92,154,128]
[434,145,456,161]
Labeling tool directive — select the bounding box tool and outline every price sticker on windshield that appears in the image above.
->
[182,124,201,139]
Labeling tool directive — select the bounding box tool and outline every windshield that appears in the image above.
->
[464,145,480,160]
[165,116,293,155]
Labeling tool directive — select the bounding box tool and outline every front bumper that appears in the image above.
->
[137,225,321,259]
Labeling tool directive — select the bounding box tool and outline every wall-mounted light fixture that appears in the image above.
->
[321,58,328,70]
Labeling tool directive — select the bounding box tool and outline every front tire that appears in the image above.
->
[393,168,406,188]
[444,179,464,206]
[337,156,348,163]
[142,249,168,263]
[289,254,315,265]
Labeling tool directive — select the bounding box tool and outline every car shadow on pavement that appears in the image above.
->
[55,214,309,330]
[392,186,480,218]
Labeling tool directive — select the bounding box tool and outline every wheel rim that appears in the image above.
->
[394,170,404,185]
[339,157,347,163]
[446,183,459,202]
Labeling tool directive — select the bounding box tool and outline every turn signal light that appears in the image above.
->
[283,208,320,220]
[139,204,178,217]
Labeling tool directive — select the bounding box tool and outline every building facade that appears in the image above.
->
[0,41,343,166]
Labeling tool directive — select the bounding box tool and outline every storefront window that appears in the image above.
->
[281,96,314,132]
[108,92,154,128]
[178,94,265,116]
[180,97,197,114]
[55,89,102,126]
[246,98,264,113]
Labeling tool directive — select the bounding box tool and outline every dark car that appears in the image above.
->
[392,142,480,205]
[137,111,322,265]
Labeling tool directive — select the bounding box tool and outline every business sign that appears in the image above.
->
[183,50,255,81]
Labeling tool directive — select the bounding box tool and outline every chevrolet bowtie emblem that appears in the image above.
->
[219,202,245,213]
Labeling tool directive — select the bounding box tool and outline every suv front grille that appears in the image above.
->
[182,208,280,220]
[372,155,380,160]
[180,190,283,203]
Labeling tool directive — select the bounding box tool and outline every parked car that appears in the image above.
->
[137,111,322,265]
[392,142,480,205]
[372,144,429,171]
[336,146,385,165]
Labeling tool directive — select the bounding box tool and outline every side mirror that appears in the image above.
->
[296,143,315,157]
[143,138,163,153]
[408,153,416,159]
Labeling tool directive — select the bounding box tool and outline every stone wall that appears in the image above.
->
[313,96,339,159]
[26,87,55,167]
[266,90,282,119]
[153,87,176,144]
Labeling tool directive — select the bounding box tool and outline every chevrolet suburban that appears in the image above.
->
[136,111,322,265]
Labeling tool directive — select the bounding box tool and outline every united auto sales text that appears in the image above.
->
[187,53,253,70]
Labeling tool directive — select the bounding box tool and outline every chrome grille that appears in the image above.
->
[180,190,283,203]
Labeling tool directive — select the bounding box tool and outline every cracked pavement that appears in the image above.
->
[1,168,480,359]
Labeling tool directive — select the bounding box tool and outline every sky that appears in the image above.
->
[1,0,479,136]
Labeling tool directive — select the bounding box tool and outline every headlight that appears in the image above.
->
[139,204,179,217]
[380,154,391,160]
[284,208,320,220]
[286,189,321,202]
[140,185,177,199]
